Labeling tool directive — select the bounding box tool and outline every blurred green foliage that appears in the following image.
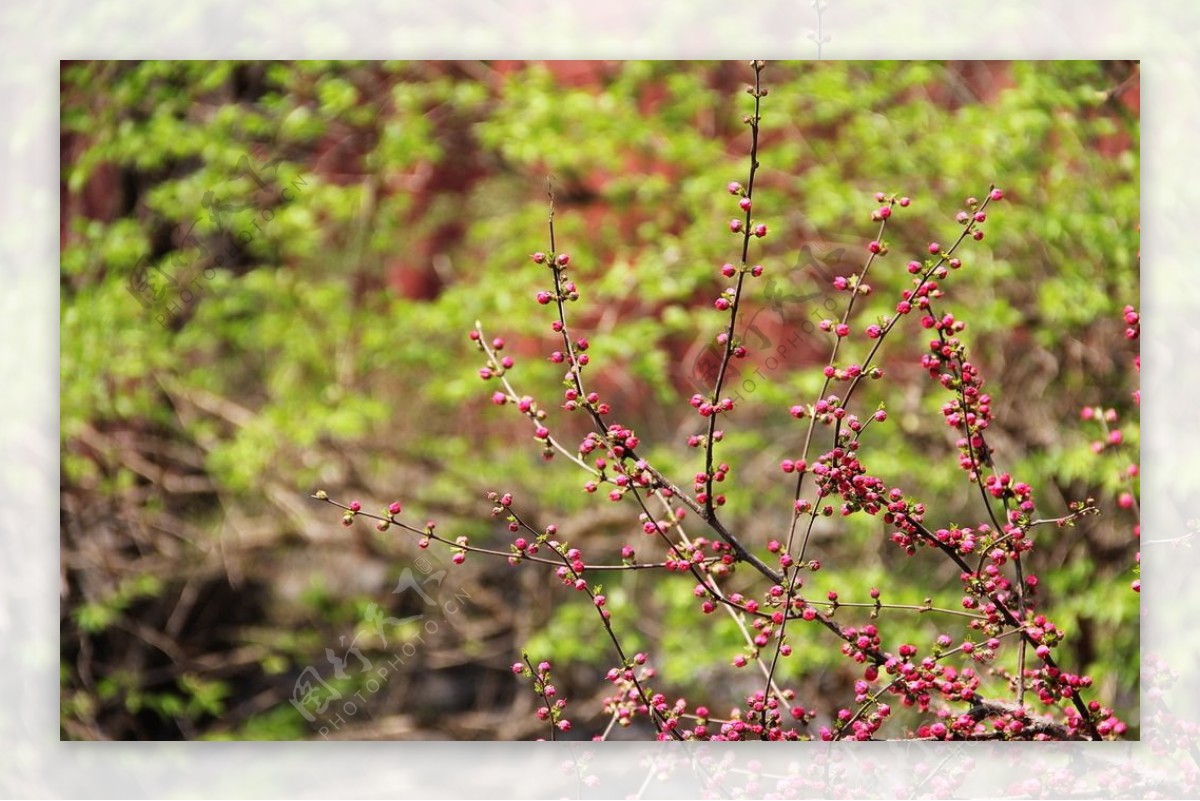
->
[60,60,1139,740]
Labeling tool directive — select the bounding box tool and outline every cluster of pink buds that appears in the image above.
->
[471,330,516,381]
[1123,305,1139,340]
[513,658,572,737]
[601,653,656,731]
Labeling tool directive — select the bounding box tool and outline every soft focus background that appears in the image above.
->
[60,60,1140,740]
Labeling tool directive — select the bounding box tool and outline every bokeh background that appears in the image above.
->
[60,60,1140,740]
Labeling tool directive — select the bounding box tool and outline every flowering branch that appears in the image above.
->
[310,60,1130,743]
